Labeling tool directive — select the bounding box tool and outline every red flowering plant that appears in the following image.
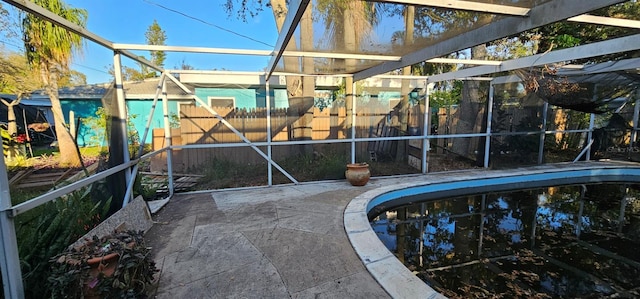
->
[1,127,27,159]
[15,133,27,144]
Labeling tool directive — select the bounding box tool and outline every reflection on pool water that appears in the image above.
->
[371,183,640,298]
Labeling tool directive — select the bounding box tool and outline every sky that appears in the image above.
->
[3,0,282,84]
[0,0,414,85]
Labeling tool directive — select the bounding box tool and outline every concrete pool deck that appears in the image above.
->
[145,160,640,298]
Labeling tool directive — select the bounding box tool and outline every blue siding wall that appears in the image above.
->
[60,88,316,146]
[62,99,183,146]
[194,88,289,109]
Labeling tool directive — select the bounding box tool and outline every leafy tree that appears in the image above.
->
[106,21,167,81]
[175,58,194,70]
[80,106,139,147]
[0,49,43,94]
[58,69,87,87]
[431,81,462,109]
[0,43,82,157]
[145,19,166,68]
[107,64,146,81]
[22,0,87,167]
[535,1,640,61]
[0,3,19,40]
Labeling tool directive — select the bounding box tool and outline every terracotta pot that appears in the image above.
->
[345,163,370,186]
[84,252,119,298]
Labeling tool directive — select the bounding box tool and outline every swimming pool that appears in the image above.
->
[344,161,640,298]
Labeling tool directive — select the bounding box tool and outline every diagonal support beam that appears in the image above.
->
[355,0,625,81]
[163,72,299,184]
[265,0,311,80]
[427,33,640,83]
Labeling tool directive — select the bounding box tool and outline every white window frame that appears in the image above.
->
[207,96,236,108]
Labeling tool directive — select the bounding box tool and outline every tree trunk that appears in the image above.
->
[0,98,21,137]
[396,6,416,161]
[0,97,23,159]
[271,0,315,154]
[342,2,358,139]
[42,64,82,167]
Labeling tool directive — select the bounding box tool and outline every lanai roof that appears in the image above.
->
[2,0,638,84]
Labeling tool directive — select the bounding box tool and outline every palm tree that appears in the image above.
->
[23,0,87,166]
[317,0,379,136]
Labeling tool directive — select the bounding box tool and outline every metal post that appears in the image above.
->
[419,202,425,267]
[0,155,24,298]
[632,94,640,148]
[538,102,548,164]
[584,85,600,162]
[137,74,165,156]
[123,75,166,203]
[266,81,273,186]
[576,185,586,239]
[477,194,486,257]
[587,113,595,161]
[351,78,357,164]
[113,52,133,206]
[484,82,494,168]
[422,82,432,173]
[161,78,174,196]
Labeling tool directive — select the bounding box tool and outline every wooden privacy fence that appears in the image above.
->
[152,105,378,171]
[152,105,402,172]
[151,105,425,171]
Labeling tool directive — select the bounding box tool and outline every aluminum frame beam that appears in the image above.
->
[266,0,311,80]
[114,43,402,61]
[427,33,640,83]
[568,14,640,29]
[381,0,530,16]
[354,0,626,81]
[116,43,513,66]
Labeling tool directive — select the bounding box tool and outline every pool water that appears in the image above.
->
[371,183,640,298]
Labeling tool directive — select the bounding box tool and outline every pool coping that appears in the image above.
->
[343,161,640,299]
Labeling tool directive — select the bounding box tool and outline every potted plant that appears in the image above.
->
[48,230,158,298]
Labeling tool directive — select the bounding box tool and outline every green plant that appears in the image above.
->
[16,186,110,298]
[1,125,27,164]
[276,149,349,181]
[81,107,140,148]
[133,173,164,200]
[48,230,158,299]
[195,157,265,189]
[169,112,180,128]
